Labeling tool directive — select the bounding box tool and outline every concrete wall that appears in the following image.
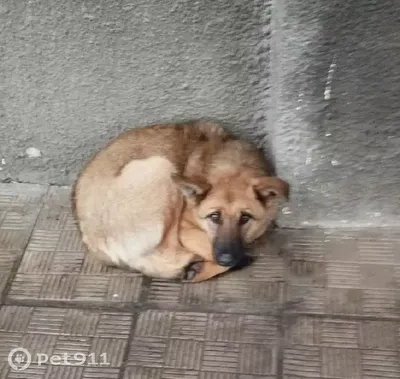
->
[270,0,400,226]
[0,0,269,184]
[1,0,400,226]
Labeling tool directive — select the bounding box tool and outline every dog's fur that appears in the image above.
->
[72,121,289,282]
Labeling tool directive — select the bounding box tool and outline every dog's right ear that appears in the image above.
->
[171,174,211,199]
[251,176,290,202]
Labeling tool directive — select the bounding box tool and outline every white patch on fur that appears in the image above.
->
[77,155,180,274]
[105,223,164,267]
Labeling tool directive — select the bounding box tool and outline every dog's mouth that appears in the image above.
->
[230,255,254,271]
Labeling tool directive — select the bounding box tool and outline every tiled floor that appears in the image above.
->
[0,183,399,379]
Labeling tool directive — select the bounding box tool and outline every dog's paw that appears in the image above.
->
[182,261,204,282]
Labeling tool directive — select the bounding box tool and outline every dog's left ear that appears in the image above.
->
[251,176,290,202]
[171,174,211,199]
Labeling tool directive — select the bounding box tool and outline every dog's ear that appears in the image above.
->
[251,176,290,202]
[171,174,211,199]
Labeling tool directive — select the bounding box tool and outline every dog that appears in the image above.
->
[71,120,289,282]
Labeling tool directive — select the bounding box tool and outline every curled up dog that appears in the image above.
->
[71,121,289,282]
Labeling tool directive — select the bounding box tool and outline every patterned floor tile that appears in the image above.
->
[283,315,400,379]
[284,229,400,319]
[146,240,286,314]
[0,184,47,210]
[6,187,144,305]
[0,305,133,378]
[127,309,278,378]
[0,184,48,300]
[1,184,400,378]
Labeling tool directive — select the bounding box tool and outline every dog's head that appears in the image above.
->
[173,173,289,267]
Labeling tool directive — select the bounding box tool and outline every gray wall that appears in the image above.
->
[1,0,400,227]
[0,0,269,183]
[270,0,400,227]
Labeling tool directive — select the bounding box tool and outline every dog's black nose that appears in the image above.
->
[216,253,235,267]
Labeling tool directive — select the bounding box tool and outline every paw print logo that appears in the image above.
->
[8,348,31,371]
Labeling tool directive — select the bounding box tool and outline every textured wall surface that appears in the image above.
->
[0,0,270,184]
[270,0,400,226]
[1,0,400,226]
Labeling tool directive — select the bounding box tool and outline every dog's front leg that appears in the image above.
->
[184,260,230,283]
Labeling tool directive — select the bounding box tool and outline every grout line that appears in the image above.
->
[276,283,287,379]
[282,311,400,322]
[3,298,141,312]
[3,296,281,316]
[0,185,50,305]
[4,304,263,318]
[111,301,283,316]
[276,314,284,379]
[116,308,140,379]
[4,297,399,322]
[116,276,152,379]
[137,275,153,305]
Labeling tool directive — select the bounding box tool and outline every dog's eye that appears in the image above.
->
[239,212,253,225]
[208,211,222,224]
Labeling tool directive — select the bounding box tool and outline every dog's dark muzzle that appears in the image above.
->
[213,237,245,267]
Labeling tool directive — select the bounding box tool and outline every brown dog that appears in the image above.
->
[71,121,289,282]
